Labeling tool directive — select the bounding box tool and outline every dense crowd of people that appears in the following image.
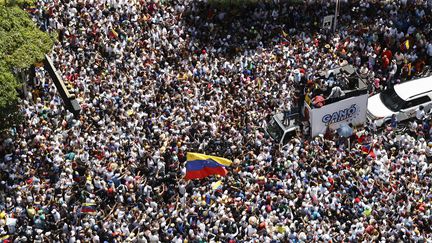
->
[0,0,432,242]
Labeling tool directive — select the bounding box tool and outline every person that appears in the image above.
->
[426,142,432,158]
[388,59,398,86]
[283,103,292,126]
[416,105,426,121]
[311,94,325,108]
[390,113,398,129]
[327,85,345,99]
[427,41,432,64]
[359,64,369,79]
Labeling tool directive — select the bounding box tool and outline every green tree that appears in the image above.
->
[0,3,53,131]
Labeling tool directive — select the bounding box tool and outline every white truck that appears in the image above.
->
[266,65,369,143]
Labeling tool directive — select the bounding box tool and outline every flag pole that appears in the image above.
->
[333,0,340,33]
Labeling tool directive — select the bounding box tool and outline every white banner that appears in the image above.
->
[309,94,368,137]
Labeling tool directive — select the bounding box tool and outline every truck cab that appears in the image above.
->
[266,113,301,145]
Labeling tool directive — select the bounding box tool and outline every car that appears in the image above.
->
[367,76,432,127]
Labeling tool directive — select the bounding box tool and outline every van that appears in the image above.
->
[367,76,432,126]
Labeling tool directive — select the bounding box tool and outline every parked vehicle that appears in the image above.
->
[367,76,432,126]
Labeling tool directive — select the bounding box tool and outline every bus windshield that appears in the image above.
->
[267,118,284,142]
[380,87,406,112]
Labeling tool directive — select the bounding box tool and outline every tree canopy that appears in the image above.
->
[0,3,53,131]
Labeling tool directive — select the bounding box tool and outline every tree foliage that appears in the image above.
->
[0,63,22,132]
[0,4,53,131]
[0,64,18,105]
[0,5,53,69]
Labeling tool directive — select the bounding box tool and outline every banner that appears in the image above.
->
[309,94,368,137]
[322,15,334,30]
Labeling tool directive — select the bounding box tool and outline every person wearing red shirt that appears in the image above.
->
[382,54,390,70]
[382,48,393,61]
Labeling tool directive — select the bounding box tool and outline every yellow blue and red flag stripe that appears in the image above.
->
[211,180,223,190]
[80,203,96,215]
[0,234,11,243]
[361,144,371,154]
[185,153,232,180]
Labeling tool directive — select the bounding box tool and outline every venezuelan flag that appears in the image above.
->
[211,180,223,190]
[185,153,232,180]
[109,29,119,39]
[80,203,96,215]
[361,144,376,158]
[361,144,371,154]
[0,235,10,243]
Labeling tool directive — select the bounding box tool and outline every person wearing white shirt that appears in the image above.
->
[426,142,432,158]
[407,26,416,35]
[416,106,425,121]
[396,31,405,41]
[328,86,345,99]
